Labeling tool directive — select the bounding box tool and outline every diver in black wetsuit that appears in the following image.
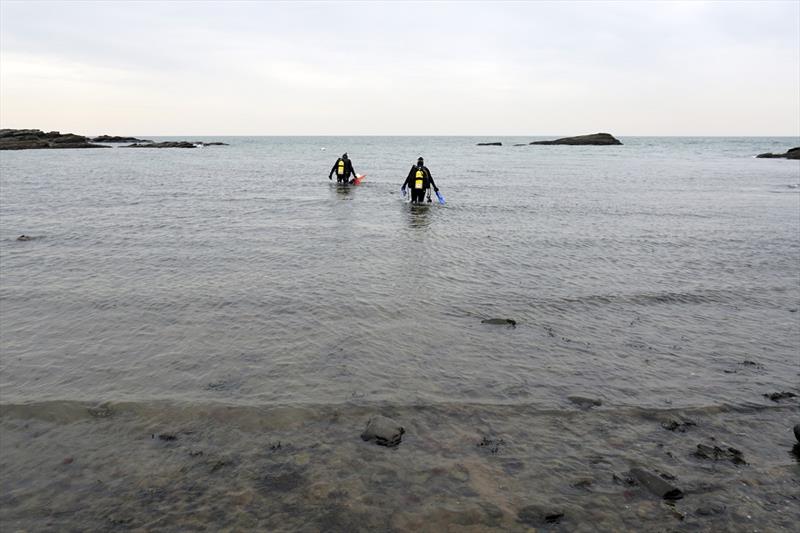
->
[401,157,438,203]
[329,153,357,184]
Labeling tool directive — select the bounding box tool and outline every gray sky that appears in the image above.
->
[1,0,798,136]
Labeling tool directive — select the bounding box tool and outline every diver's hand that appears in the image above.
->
[434,187,439,193]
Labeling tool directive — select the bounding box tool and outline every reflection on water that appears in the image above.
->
[406,202,433,228]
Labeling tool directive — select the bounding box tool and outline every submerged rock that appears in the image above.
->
[361,415,404,447]
[568,396,602,409]
[517,505,564,526]
[661,415,696,432]
[16,235,32,241]
[481,318,517,326]
[764,392,797,402]
[530,133,622,146]
[694,443,747,465]
[755,147,800,159]
[628,467,683,500]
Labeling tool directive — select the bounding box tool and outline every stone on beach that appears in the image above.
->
[361,415,405,447]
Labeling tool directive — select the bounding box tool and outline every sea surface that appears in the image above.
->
[1,136,799,531]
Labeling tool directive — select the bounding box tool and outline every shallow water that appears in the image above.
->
[1,136,799,531]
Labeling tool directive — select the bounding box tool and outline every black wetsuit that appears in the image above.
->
[329,158,357,184]
[402,164,437,203]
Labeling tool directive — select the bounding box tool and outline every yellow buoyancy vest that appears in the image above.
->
[337,160,345,175]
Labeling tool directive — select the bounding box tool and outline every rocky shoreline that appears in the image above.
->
[0,129,228,150]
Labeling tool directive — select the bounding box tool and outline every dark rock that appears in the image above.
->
[155,433,177,441]
[794,424,800,443]
[764,392,797,402]
[567,395,602,409]
[755,147,800,159]
[197,142,229,146]
[694,443,746,465]
[91,135,152,143]
[530,132,622,146]
[477,142,502,146]
[361,415,404,447]
[16,235,32,241]
[628,467,683,500]
[739,360,764,369]
[0,129,108,150]
[481,318,516,326]
[513,143,527,146]
[695,502,727,516]
[517,505,564,526]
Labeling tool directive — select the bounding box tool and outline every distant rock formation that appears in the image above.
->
[530,133,622,146]
[91,135,152,143]
[0,129,108,150]
[124,141,229,148]
[477,142,502,146]
[756,147,800,160]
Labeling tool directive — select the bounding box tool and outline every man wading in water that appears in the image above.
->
[401,156,439,203]
[329,153,358,184]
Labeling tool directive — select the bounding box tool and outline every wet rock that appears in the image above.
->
[568,395,602,409]
[198,142,229,146]
[628,467,683,500]
[517,505,565,526]
[530,132,622,146]
[16,235,32,241]
[794,424,800,443]
[154,433,177,441]
[62,457,74,465]
[755,147,800,159]
[661,415,696,432]
[764,391,797,402]
[361,415,404,447]
[694,443,747,465]
[477,142,502,146]
[481,318,516,326]
[739,359,763,368]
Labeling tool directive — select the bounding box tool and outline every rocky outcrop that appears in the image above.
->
[0,129,108,150]
[756,147,800,159]
[530,133,622,146]
[91,135,152,143]
[477,142,502,146]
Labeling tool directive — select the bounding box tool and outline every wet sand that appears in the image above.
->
[1,400,798,532]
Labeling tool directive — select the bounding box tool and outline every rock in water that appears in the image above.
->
[628,467,683,500]
[794,424,800,443]
[481,318,517,326]
[477,142,502,146]
[755,147,800,159]
[567,396,602,409]
[361,415,404,447]
[529,133,622,146]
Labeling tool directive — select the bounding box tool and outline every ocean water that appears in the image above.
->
[1,136,799,531]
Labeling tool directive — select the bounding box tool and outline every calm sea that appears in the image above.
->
[1,136,798,531]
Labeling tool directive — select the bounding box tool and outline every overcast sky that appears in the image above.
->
[1,0,798,136]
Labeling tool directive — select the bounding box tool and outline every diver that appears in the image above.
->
[401,156,439,203]
[329,153,358,184]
